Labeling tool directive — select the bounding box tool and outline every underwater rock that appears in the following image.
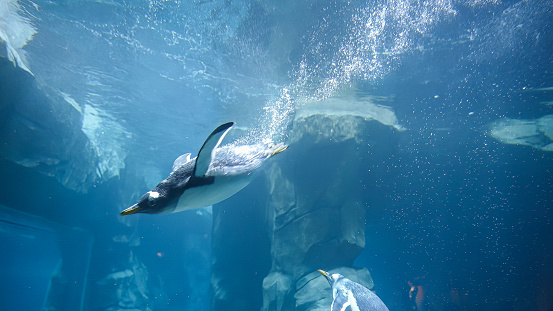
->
[262,271,294,310]
[259,112,396,310]
[81,104,130,181]
[0,0,36,75]
[0,204,94,311]
[97,269,134,285]
[210,112,396,310]
[0,56,113,192]
[210,179,271,310]
[489,115,553,151]
[88,249,151,311]
[260,138,369,310]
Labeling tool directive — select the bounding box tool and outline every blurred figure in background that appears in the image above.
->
[408,276,428,311]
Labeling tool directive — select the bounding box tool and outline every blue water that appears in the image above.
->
[1,0,552,310]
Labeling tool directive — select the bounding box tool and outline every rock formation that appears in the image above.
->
[261,115,376,311]
[0,57,103,193]
[211,105,401,310]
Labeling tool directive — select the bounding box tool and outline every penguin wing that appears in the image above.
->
[193,122,234,177]
[172,153,192,171]
[331,290,351,311]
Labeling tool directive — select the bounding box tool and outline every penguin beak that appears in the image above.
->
[318,269,332,285]
[120,203,143,216]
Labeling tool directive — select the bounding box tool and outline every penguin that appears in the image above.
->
[121,122,287,215]
[318,269,389,311]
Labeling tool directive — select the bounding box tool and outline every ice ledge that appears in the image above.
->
[489,115,553,151]
[296,94,405,131]
[0,0,36,75]
[291,92,405,144]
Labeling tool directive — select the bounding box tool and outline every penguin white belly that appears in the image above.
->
[173,173,255,212]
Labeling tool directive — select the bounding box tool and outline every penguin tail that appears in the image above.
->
[270,143,288,156]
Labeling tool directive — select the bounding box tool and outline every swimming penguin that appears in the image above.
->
[121,122,287,215]
[318,269,389,311]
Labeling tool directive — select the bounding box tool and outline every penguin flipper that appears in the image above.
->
[193,122,234,177]
[172,153,192,171]
[331,291,351,311]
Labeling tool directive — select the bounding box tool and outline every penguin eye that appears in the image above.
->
[140,193,149,202]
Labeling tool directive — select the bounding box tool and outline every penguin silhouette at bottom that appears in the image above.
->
[318,269,389,311]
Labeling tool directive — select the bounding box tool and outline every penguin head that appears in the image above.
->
[318,269,344,286]
[120,191,166,215]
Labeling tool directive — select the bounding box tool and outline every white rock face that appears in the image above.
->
[0,0,36,75]
[82,104,130,180]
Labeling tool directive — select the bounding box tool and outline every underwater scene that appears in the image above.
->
[1,0,552,310]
